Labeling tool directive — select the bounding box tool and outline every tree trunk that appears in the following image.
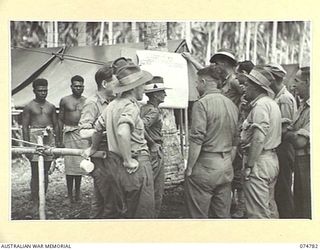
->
[252,22,258,64]
[298,21,305,66]
[206,29,212,65]
[239,21,246,61]
[266,32,270,63]
[108,21,113,45]
[271,21,278,62]
[245,22,251,60]
[47,22,54,48]
[144,22,168,51]
[214,22,219,53]
[185,21,192,52]
[54,21,59,47]
[132,22,139,43]
[285,44,289,64]
[77,22,86,47]
[143,22,184,187]
[99,22,105,46]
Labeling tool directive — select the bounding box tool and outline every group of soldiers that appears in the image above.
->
[20,48,310,219]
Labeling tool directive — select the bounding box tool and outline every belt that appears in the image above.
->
[296,147,310,156]
[200,151,231,158]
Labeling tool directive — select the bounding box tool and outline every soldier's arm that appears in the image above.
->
[141,107,159,148]
[246,128,266,167]
[79,101,98,139]
[22,105,31,146]
[186,101,206,176]
[181,52,204,71]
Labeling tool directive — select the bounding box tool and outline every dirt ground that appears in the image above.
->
[11,156,186,220]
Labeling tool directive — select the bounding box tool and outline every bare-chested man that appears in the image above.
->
[58,75,87,204]
[22,78,60,209]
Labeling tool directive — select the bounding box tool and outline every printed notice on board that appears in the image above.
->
[137,50,189,109]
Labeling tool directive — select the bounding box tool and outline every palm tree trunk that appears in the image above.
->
[185,21,192,52]
[206,30,212,65]
[298,21,306,66]
[77,22,86,47]
[108,21,113,45]
[239,21,246,61]
[271,21,278,62]
[143,22,184,187]
[47,22,54,48]
[214,22,219,53]
[253,22,258,64]
[54,21,58,47]
[245,22,251,60]
[132,22,139,43]
[99,22,105,46]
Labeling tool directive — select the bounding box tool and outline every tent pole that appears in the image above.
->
[37,136,46,220]
[179,109,184,157]
[184,107,189,156]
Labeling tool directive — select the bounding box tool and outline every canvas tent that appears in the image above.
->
[11,39,198,108]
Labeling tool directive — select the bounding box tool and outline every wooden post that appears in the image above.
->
[185,22,192,52]
[37,136,46,220]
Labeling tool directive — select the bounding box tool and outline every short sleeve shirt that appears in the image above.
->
[140,101,163,145]
[103,96,148,156]
[290,99,310,139]
[241,94,282,150]
[274,86,297,123]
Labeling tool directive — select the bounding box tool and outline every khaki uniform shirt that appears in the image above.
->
[103,96,149,156]
[140,101,163,145]
[190,86,239,153]
[274,86,297,123]
[241,94,282,150]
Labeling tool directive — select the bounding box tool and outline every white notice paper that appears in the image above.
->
[137,50,189,109]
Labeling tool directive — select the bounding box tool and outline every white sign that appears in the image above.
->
[137,50,189,109]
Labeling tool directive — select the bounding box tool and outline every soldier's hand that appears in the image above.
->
[151,143,163,158]
[181,52,192,61]
[123,158,139,174]
[243,165,252,181]
[81,147,92,159]
[185,166,193,177]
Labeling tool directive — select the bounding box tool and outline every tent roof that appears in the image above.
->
[12,39,198,108]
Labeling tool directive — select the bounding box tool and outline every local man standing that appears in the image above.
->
[184,65,239,218]
[284,67,311,219]
[140,76,169,217]
[78,66,118,219]
[22,78,60,210]
[241,67,282,219]
[58,75,87,204]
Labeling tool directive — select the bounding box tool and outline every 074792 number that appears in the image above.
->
[300,244,319,248]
